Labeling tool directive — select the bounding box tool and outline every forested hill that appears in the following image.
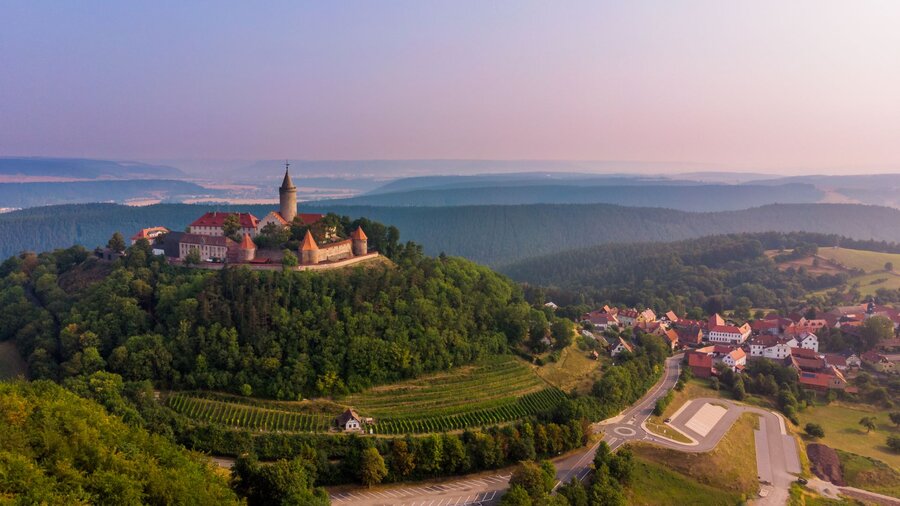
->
[501,232,875,316]
[5,202,900,266]
[0,179,221,208]
[315,183,823,211]
[2,243,536,399]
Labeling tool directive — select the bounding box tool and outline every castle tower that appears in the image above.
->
[238,233,257,262]
[279,162,297,223]
[300,230,320,264]
[351,226,368,256]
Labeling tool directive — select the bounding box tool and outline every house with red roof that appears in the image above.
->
[189,212,260,238]
[130,226,169,245]
[707,314,751,345]
[675,325,703,346]
[749,334,791,360]
[687,350,715,378]
[581,310,619,331]
[610,337,634,357]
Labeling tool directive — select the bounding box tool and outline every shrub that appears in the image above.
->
[805,423,825,438]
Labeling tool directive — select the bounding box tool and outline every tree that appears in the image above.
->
[888,434,900,453]
[887,262,894,272]
[608,448,634,484]
[391,439,416,478]
[551,319,573,349]
[890,412,900,428]
[557,477,588,506]
[359,447,387,487]
[860,316,894,350]
[805,423,825,438]
[732,375,746,401]
[223,214,241,238]
[507,460,554,502]
[500,485,533,506]
[859,416,877,433]
[282,250,298,269]
[185,248,201,266]
[107,232,126,252]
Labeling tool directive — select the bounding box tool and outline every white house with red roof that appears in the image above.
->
[130,226,169,245]
[707,314,751,345]
[749,334,791,360]
[189,211,260,238]
[610,337,634,357]
[722,347,746,370]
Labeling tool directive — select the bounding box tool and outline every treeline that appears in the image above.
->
[7,202,900,265]
[317,182,823,212]
[0,238,541,399]
[0,380,240,505]
[507,232,898,317]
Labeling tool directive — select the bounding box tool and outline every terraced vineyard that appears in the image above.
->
[347,355,566,434]
[166,393,330,432]
[165,355,567,435]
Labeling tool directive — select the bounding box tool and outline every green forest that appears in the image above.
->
[0,239,540,399]
[6,201,900,265]
[0,380,241,504]
[505,232,900,317]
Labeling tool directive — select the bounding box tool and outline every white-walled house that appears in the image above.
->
[797,332,819,352]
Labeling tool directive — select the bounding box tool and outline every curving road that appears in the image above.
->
[329,355,801,505]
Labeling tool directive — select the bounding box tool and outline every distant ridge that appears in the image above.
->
[4,202,900,266]
[0,157,186,180]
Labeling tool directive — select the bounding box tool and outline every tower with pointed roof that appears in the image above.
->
[300,230,320,264]
[279,161,297,223]
[351,226,368,256]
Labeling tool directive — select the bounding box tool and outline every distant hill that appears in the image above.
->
[6,202,900,266]
[0,179,221,208]
[317,183,822,212]
[0,157,186,180]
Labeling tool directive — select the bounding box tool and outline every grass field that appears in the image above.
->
[816,247,900,273]
[626,457,744,505]
[836,449,900,498]
[167,355,567,435]
[0,341,27,380]
[533,342,605,394]
[797,402,900,469]
[846,272,900,296]
[630,413,760,497]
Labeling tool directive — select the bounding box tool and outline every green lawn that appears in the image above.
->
[797,402,900,469]
[836,449,900,498]
[630,413,760,496]
[0,340,28,380]
[626,458,744,505]
[534,341,605,394]
[816,247,900,273]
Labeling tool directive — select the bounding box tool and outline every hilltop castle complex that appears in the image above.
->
[134,164,377,270]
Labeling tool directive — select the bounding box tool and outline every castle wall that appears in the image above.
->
[318,240,353,263]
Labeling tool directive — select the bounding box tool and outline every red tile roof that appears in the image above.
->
[131,226,169,241]
[300,230,318,251]
[688,352,713,369]
[791,347,819,359]
[239,233,256,250]
[180,234,234,247]
[297,213,325,226]
[351,227,367,240]
[190,212,259,229]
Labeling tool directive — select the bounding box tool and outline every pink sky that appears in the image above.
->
[1,1,899,174]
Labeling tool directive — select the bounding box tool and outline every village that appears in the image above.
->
[579,301,900,394]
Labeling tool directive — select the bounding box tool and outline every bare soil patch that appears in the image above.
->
[807,443,845,486]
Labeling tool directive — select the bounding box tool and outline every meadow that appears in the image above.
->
[797,402,900,469]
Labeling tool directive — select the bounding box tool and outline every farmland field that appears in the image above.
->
[798,402,900,469]
[166,355,567,435]
[816,247,900,273]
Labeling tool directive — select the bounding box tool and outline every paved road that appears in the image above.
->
[328,355,802,505]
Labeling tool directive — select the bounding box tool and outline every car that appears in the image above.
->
[796,478,808,485]
[664,418,671,423]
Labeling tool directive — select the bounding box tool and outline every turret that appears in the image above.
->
[299,230,320,264]
[279,163,297,223]
[351,227,368,256]
[238,233,256,262]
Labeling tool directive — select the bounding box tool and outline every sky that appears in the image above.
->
[1,1,899,174]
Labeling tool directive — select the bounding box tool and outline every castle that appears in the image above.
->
[137,164,376,269]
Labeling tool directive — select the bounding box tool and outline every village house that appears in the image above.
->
[581,310,619,331]
[610,337,634,357]
[861,351,898,374]
[661,328,680,351]
[721,347,747,371]
[749,334,792,360]
[189,211,260,238]
[707,314,752,345]
[130,226,169,245]
[675,325,703,346]
[615,309,639,327]
[687,350,715,378]
[335,409,363,432]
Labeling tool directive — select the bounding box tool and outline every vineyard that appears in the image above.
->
[165,355,568,435]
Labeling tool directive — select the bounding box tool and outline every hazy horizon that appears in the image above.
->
[3,1,900,175]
